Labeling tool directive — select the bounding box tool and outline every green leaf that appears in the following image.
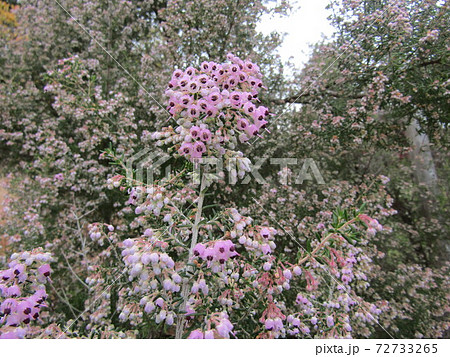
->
[306,238,312,253]
[341,232,357,245]
[343,209,349,221]
[359,202,367,212]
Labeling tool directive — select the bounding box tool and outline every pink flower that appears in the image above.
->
[237,72,249,83]
[214,241,228,255]
[178,76,190,88]
[172,69,183,80]
[216,319,233,338]
[32,289,47,304]
[190,126,201,139]
[265,318,274,330]
[283,269,292,280]
[249,77,262,89]
[192,141,206,158]
[203,248,215,261]
[199,129,212,142]
[38,264,51,278]
[149,253,159,263]
[193,243,206,257]
[162,279,172,291]
[261,243,271,255]
[7,285,21,297]
[255,119,268,130]
[230,64,239,73]
[12,264,25,276]
[1,269,13,281]
[1,298,17,315]
[17,300,33,315]
[209,62,218,71]
[245,124,259,137]
[204,104,218,117]
[141,253,152,265]
[207,92,221,105]
[229,91,242,107]
[185,66,196,76]
[187,104,200,118]
[144,302,155,314]
[53,173,64,181]
[200,61,210,72]
[243,102,256,115]
[300,325,310,334]
[237,118,249,131]
[155,297,164,307]
[213,240,237,264]
[167,78,178,88]
[180,94,192,107]
[188,329,204,339]
[293,266,302,276]
[178,142,193,157]
[244,60,256,72]
[260,227,271,239]
[188,80,200,93]
[197,98,208,111]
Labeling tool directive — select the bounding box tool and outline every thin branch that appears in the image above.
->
[175,173,207,339]
[62,252,89,289]
[49,282,81,318]
[297,217,358,266]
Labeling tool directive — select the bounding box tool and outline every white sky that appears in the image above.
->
[257,0,335,71]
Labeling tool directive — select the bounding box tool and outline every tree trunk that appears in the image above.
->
[405,118,449,266]
[405,119,438,195]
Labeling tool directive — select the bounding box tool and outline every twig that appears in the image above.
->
[298,218,357,265]
[62,252,89,289]
[175,173,207,339]
[49,282,80,318]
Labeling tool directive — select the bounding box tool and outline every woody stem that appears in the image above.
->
[175,173,207,339]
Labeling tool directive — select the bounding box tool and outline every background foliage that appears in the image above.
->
[0,0,448,338]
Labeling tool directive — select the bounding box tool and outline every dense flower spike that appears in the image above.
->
[153,54,271,167]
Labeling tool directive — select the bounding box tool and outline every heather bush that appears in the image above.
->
[83,55,389,338]
[0,0,448,339]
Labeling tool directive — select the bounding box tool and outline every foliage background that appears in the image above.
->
[0,0,448,339]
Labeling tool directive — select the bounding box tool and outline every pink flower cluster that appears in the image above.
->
[358,214,383,237]
[227,212,277,260]
[259,302,286,338]
[0,290,47,334]
[0,250,52,339]
[154,53,271,161]
[187,312,234,339]
[119,237,179,327]
[193,240,238,265]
